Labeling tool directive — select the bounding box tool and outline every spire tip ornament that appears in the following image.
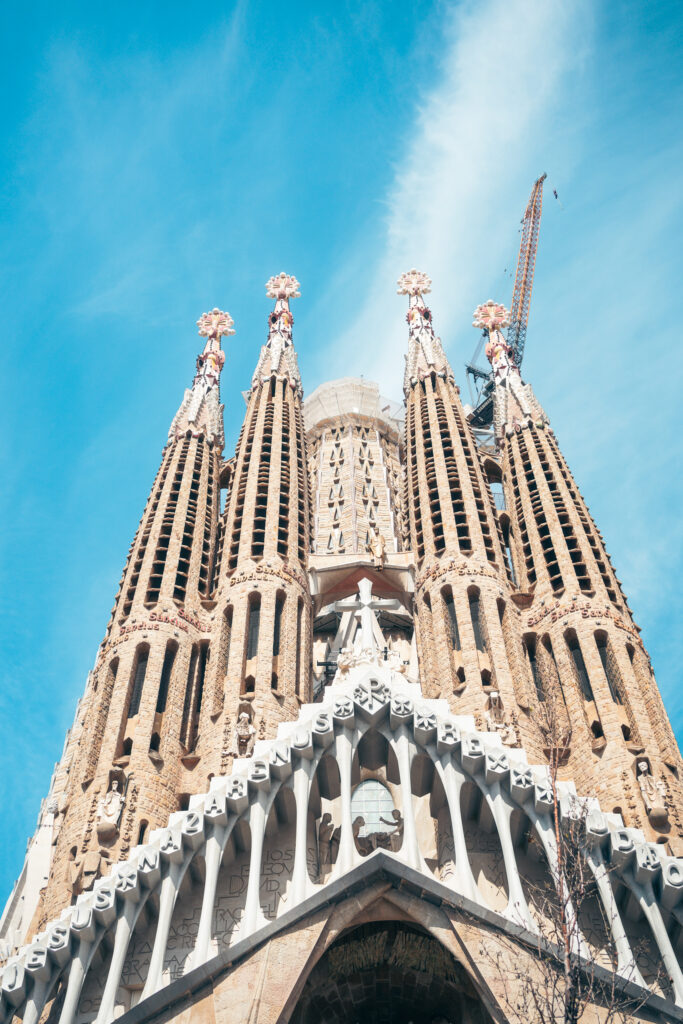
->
[472,299,510,333]
[397,269,432,297]
[473,299,537,438]
[196,308,235,340]
[266,273,301,300]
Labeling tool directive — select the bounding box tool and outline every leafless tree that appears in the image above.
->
[475,687,662,1024]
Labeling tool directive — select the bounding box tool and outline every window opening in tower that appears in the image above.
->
[127,648,149,719]
[156,641,178,714]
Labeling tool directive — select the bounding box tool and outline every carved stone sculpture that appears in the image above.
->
[636,759,668,827]
[236,712,256,758]
[96,780,124,842]
[318,813,335,878]
[71,849,108,894]
[367,529,386,569]
[379,809,404,852]
[485,691,518,747]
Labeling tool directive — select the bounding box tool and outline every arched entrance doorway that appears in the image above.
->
[290,921,493,1024]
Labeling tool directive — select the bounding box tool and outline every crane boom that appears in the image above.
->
[508,172,546,368]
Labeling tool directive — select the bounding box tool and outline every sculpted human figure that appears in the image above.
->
[636,759,668,827]
[352,816,372,856]
[318,813,335,877]
[485,691,518,746]
[236,712,256,757]
[96,779,125,842]
[336,646,354,676]
[367,528,386,569]
[379,809,404,852]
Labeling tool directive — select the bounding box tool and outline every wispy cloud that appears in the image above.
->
[318,0,591,392]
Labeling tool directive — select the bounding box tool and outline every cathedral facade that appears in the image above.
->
[1,270,682,1023]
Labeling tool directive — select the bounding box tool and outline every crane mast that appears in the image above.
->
[465,172,547,446]
[507,172,546,368]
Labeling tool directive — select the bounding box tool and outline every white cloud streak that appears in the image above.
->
[319,0,591,394]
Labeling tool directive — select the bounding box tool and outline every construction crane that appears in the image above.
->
[465,172,547,439]
[507,171,546,368]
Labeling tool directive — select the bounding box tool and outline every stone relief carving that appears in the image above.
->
[636,759,668,828]
[352,810,403,856]
[70,848,109,895]
[484,690,518,747]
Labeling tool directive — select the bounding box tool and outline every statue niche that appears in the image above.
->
[484,690,518,747]
[235,710,256,758]
[636,758,669,828]
[96,770,127,843]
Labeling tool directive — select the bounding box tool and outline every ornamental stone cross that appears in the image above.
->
[333,578,402,653]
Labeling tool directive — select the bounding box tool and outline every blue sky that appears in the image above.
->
[0,0,681,901]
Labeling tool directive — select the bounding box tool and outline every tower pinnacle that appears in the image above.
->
[169,307,234,444]
[398,269,452,392]
[473,298,539,439]
[252,272,302,393]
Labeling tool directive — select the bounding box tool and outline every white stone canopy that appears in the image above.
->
[3,653,683,1024]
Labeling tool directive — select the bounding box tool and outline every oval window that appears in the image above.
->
[351,780,395,838]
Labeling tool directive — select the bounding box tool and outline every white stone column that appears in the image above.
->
[485,788,535,931]
[291,763,314,905]
[435,759,479,903]
[630,880,683,1005]
[140,855,192,999]
[95,894,148,1024]
[533,814,583,957]
[240,792,269,938]
[394,727,420,870]
[57,953,89,1024]
[334,729,356,876]
[584,849,644,985]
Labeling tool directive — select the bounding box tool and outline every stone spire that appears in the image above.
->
[398,269,453,394]
[472,299,545,441]
[203,272,312,761]
[251,273,303,394]
[169,307,234,444]
[400,272,516,717]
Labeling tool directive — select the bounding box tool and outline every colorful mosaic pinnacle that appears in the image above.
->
[397,269,432,296]
[266,272,301,300]
[196,308,235,339]
[472,299,510,332]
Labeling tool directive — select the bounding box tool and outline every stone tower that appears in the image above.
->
[24,309,235,932]
[202,273,312,779]
[474,298,683,844]
[400,271,524,744]
[2,269,683,1024]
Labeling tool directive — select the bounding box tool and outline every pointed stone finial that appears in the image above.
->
[473,299,538,438]
[168,307,233,444]
[397,269,432,296]
[252,273,302,393]
[400,270,451,392]
[197,308,235,340]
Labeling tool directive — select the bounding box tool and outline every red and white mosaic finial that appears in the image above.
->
[196,308,235,340]
[472,300,510,333]
[397,269,432,297]
[266,273,301,301]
